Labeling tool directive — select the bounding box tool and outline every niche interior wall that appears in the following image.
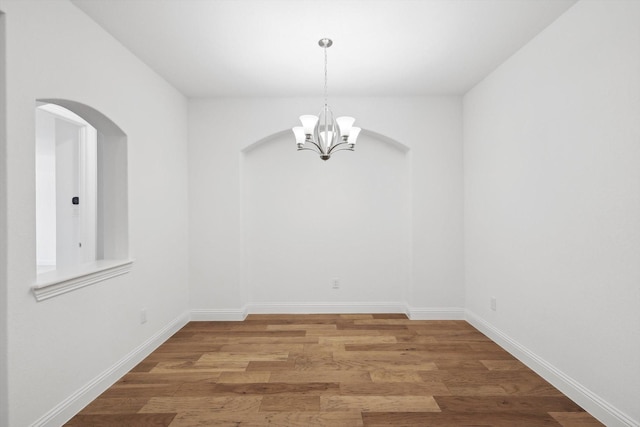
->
[241,130,411,312]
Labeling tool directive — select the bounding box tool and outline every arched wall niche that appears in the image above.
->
[35,98,129,268]
[241,129,412,308]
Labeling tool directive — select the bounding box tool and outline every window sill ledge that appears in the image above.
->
[32,259,134,302]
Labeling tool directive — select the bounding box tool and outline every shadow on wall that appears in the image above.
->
[241,129,412,305]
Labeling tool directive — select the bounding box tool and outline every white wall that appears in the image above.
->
[463,1,640,425]
[54,118,81,268]
[0,1,189,426]
[35,109,57,266]
[0,10,7,426]
[243,131,410,308]
[188,97,463,317]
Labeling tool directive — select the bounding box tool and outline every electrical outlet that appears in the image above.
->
[141,308,147,324]
[332,278,340,289]
[490,297,497,311]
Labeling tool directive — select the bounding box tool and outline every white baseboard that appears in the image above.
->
[191,307,248,321]
[245,301,407,315]
[406,306,465,320]
[465,310,638,427]
[30,311,190,427]
[190,303,467,320]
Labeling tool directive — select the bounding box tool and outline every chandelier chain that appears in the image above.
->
[324,44,328,107]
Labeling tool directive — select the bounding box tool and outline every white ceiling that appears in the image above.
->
[71,0,577,98]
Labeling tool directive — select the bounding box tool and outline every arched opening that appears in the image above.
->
[33,99,130,299]
[36,103,97,271]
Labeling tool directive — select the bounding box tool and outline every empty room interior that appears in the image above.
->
[0,0,638,426]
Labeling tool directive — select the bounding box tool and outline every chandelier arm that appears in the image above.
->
[305,139,324,153]
[327,141,353,154]
[328,145,355,154]
[297,146,322,154]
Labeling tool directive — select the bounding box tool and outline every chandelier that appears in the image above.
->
[292,38,360,161]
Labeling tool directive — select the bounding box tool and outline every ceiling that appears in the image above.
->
[71,0,577,98]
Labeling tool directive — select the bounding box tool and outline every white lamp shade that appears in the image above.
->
[336,116,355,137]
[292,127,306,144]
[299,115,318,134]
[348,127,361,144]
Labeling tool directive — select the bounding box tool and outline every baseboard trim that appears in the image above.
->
[465,310,638,427]
[246,302,407,315]
[190,307,248,321]
[190,304,467,320]
[406,306,465,320]
[30,311,190,427]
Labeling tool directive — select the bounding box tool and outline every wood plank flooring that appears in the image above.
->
[66,314,603,426]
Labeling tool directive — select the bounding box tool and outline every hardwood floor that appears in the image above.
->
[66,314,603,426]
